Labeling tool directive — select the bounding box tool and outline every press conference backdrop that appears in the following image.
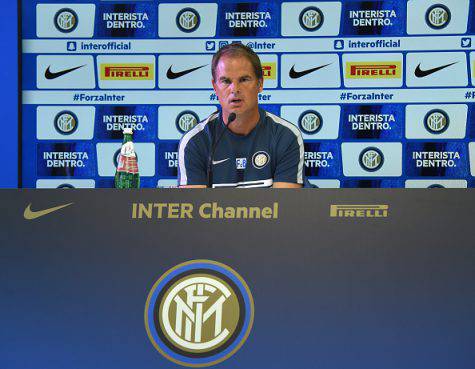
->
[21,0,475,188]
[1,1,18,188]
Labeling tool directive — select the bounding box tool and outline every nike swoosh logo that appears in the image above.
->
[166,64,208,79]
[414,62,457,78]
[212,158,229,165]
[289,63,332,79]
[23,202,74,220]
[45,65,85,80]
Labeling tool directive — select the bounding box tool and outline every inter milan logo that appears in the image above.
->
[54,111,78,135]
[359,147,384,172]
[252,151,270,169]
[299,6,324,31]
[425,4,451,29]
[176,111,199,133]
[113,149,121,168]
[424,109,449,134]
[176,8,201,33]
[145,260,254,367]
[57,183,75,189]
[298,110,323,134]
[54,8,78,33]
[428,184,445,188]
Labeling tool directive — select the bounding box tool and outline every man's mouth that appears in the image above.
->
[230,98,242,105]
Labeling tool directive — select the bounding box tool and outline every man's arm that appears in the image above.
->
[177,132,209,188]
[273,182,302,188]
[273,126,305,188]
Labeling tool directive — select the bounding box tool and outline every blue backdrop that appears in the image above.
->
[13,1,475,188]
[0,2,18,188]
[20,0,475,189]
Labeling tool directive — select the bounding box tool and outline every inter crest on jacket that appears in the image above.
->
[252,151,270,169]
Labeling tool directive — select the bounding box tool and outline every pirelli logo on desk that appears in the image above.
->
[330,205,389,218]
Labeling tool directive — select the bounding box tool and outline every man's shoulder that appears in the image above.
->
[180,111,219,148]
[262,110,302,141]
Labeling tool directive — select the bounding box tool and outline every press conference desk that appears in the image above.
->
[1,190,474,369]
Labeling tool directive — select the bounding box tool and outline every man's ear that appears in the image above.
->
[258,78,264,92]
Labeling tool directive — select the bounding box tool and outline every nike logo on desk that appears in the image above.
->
[414,62,457,78]
[289,63,332,79]
[23,202,74,220]
[212,158,229,165]
[45,65,85,80]
[166,64,207,79]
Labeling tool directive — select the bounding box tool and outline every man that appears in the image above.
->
[178,43,304,188]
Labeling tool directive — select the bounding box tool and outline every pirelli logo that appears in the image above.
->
[346,62,401,79]
[100,64,154,80]
[330,205,389,218]
[262,63,276,80]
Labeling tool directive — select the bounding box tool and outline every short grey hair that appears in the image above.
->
[211,43,263,81]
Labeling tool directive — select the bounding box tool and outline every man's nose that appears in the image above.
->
[230,82,239,94]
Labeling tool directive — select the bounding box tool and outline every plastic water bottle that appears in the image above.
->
[114,128,140,188]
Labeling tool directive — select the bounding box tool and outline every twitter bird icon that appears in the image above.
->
[461,38,471,48]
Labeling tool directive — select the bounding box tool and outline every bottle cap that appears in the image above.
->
[123,128,133,135]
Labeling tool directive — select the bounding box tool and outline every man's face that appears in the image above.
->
[212,55,263,118]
